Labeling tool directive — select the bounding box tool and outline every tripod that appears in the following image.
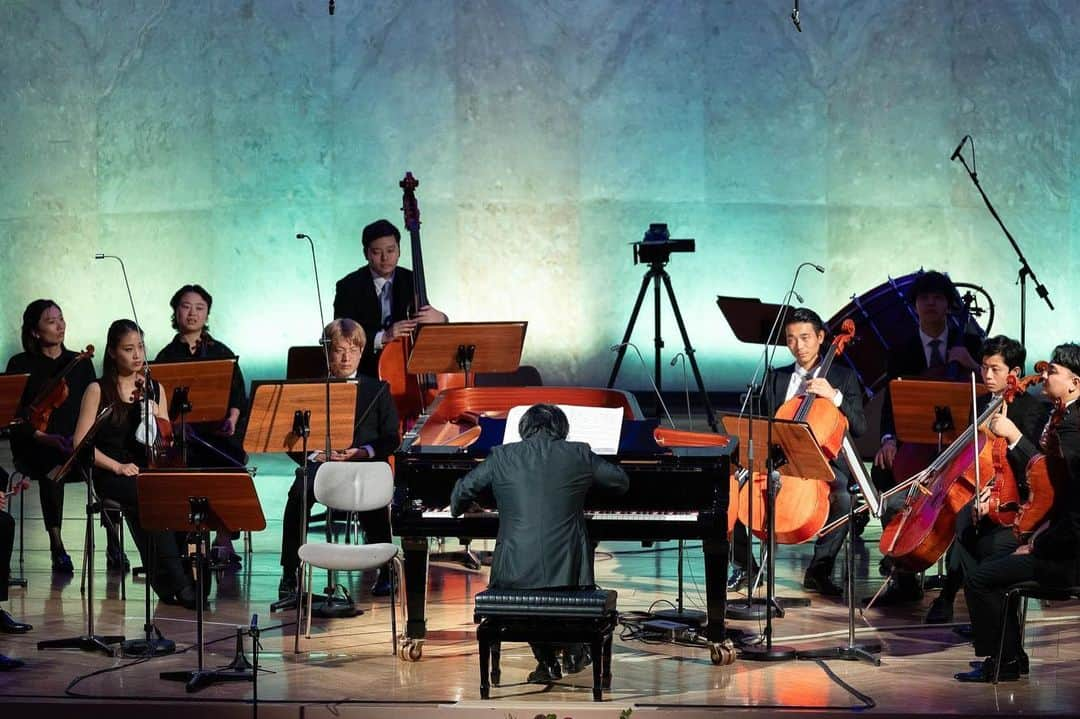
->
[607,259,718,433]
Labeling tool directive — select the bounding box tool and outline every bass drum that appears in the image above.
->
[826,270,992,459]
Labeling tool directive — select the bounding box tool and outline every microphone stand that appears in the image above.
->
[296,234,357,619]
[95,254,176,658]
[952,141,1053,345]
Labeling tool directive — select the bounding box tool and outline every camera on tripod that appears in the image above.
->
[633,223,695,265]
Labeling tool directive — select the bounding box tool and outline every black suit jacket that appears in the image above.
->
[764,361,867,440]
[333,266,416,377]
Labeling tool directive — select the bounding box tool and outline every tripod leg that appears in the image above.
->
[606,270,656,388]
[661,271,719,432]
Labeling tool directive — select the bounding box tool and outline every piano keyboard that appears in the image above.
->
[421,508,698,522]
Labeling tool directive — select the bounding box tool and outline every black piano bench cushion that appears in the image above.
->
[474,588,617,620]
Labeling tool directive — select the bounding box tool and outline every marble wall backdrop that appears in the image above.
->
[2,0,1077,393]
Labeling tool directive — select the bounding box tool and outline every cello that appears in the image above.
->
[378,172,462,429]
[739,319,856,544]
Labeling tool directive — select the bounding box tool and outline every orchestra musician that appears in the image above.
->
[72,320,199,609]
[925,336,1049,624]
[727,308,867,597]
[871,270,983,605]
[332,219,448,377]
[277,319,400,600]
[955,343,1080,682]
[1,467,33,671]
[5,300,97,573]
[154,284,249,565]
[450,403,630,684]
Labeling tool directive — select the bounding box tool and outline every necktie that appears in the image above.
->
[928,339,945,368]
[379,281,392,329]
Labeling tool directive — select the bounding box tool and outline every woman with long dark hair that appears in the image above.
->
[72,320,197,607]
[6,300,96,573]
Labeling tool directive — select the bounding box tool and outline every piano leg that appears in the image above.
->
[701,536,729,643]
[402,536,430,645]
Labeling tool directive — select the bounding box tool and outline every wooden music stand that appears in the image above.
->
[0,373,30,427]
[143,471,265,693]
[716,297,793,346]
[889,378,985,446]
[407,322,527,386]
[149,359,235,423]
[719,414,833,481]
[243,379,358,455]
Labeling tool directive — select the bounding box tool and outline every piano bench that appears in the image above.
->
[473,588,618,702]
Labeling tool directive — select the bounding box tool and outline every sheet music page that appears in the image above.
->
[502,404,623,454]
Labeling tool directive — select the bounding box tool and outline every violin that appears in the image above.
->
[880,370,1043,572]
[25,344,94,433]
[976,372,1043,527]
[738,319,856,544]
[1015,386,1067,539]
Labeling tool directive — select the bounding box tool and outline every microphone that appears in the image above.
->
[950,135,970,162]
[609,341,675,428]
[329,0,334,14]
[810,263,825,273]
[94,254,141,329]
[296,233,311,240]
[791,0,801,31]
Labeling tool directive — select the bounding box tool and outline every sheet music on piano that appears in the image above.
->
[502,404,623,454]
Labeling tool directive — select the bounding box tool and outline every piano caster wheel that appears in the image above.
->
[399,639,423,662]
[710,640,736,666]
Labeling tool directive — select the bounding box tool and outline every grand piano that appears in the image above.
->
[392,386,735,660]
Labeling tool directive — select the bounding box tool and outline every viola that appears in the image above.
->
[26,345,94,433]
[1015,389,1067,539]
[978,373,1042,526]
[132,377,181,468]
[880,371,1043,572]
[738,319,857,544]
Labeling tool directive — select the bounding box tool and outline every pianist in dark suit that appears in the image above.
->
[332,219,448,377]
[729,307,867,597]
[450,403,629,684]
[277,319,400,600]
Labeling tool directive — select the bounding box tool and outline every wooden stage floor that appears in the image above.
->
[2,454,1079,718]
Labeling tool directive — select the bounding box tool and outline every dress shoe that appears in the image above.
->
[51,550,74,574]
[0,654,24,671]
[970,650,1029,675]
[561,645,591,675]
[176,585,209,611]
[864,577,923,607]
[106,547,131,572]
[727,567,759,592]
[878,556,895,578]
[526,662,562,684]
[0,610,32,634]
[955,657,1020,682]
[803,566,843,597]
[279,574,298,600]
[925,596,954,624]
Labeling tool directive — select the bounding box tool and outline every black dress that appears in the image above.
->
[6,349,96,531]
[154,332,248,467]
[89,380,191,601]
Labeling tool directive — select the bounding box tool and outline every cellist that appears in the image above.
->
[956,343,1080,682]
[332,219,448,378]
[925,336,1049,625]
[728,308,867,597]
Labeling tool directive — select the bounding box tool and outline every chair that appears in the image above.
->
[294,461,404,655]
[994,580,1080,683]
[80,497,126,601]
[473,587,618,702]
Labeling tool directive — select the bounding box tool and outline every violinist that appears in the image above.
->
[277,319,400,600]
[925,336,1050,624]
[154,284,248,564]
[72,320,198,609]
[728,308,867,596]
[956,343,1080,682]
[1,468,33,670]
[332,219,448,377]
[871,270,982,605]
[5,300,96,573]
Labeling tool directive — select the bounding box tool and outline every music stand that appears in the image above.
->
[719,414,831,660]
[0,373,29,589]
[146,471,265,692]
[245,380,357,614]
[408,322,527,386]
[37,405,126,656]
[716,297,793,346]
[149,358,236,465]
[889,378,984,450]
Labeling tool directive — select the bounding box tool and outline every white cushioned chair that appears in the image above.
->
[294,461,404,654]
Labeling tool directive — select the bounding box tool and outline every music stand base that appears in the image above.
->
[740,644,797,662]
[37,634,124,656]
[122,637,176,657]
[160,668,254,693]
[653,608,706,627]
[798,643,881,665]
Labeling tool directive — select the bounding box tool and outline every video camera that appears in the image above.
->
[632,223,695,265]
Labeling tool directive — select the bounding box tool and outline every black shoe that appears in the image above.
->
[864,577,923,607]
[878,556,895,578]
[106,548,130,572]
[561,646,591,675]
[726,568,748,592]
[51,550,74,574]
[526,662,562,684]
[853,511,870,539]
[0,610,32,634]
[279,574,298,600]
[970,651,1029,675]
[176,585,209,611]
[955,657,1020,682]
[925,596,954,624]
[0,654,24,671]
[803,566,843,597]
